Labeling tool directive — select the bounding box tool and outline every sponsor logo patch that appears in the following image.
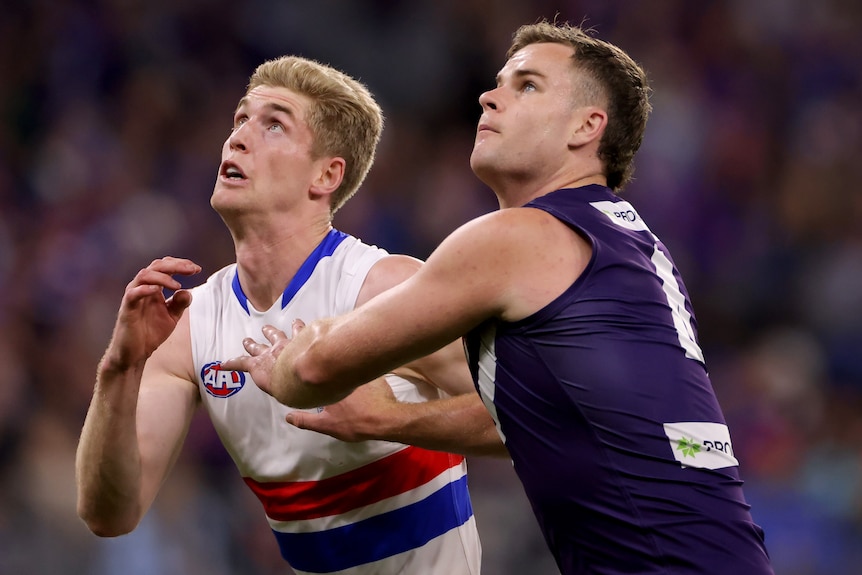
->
[202,361,246,398]
[590,200,650,232]
[663,422,739,469]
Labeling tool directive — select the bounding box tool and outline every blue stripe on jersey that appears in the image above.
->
[281,229,348,308]
[273,474,472,573]
[231,270,250,314]
[231,229,349,314]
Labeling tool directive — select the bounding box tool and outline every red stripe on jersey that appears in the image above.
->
[244,446,465,522]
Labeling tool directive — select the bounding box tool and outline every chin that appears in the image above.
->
[210,191,240,217]
[469,155,496,186]
[210,190,226,212]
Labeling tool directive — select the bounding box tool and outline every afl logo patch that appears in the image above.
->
[202,361,246,398]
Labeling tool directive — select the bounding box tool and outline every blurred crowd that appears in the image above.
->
[1,0,860,573]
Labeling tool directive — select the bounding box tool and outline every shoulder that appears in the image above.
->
[356,253,424,307]
[427,207,591,322]
[435,207,587,268]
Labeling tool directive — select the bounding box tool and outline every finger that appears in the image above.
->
[291,319,306,338]
[241,337,269,356]
[261,324,288,345]
[127,259,202,294]
[165,290,193,319]
[125,283,165,299]
[219,356,248,372]
[146,257,202,276]
[285,411,327,433]
[285,411,305,429]
[120,283,168,312]
[130,268,183,292]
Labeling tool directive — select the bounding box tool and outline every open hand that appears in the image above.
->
[221,321,304,396]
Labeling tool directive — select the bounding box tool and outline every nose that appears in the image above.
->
[478,88,499,112]
[227,122,249,152]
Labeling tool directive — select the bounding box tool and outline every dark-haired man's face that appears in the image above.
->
[471,42,582,192]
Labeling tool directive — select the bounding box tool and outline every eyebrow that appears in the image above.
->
[234,97,297,119]
[496,68,547,86]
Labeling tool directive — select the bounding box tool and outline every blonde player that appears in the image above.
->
[76,55,503,575]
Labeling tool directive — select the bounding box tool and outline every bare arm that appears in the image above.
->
[237,254,508,457]
[285,376,505,457]
[261,228,500,408]
[76,257,200,536]
[375,337,507,457]
[223,208,589,422]
[284,330,507,457]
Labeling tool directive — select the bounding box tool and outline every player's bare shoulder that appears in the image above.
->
[356,254,423,307]
[479,207,592,322]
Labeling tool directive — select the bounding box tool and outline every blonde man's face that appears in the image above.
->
[212,85,322,217]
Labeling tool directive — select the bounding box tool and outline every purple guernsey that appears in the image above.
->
[465,185,773,575]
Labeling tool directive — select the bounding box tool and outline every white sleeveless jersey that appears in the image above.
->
[188,230,480,575]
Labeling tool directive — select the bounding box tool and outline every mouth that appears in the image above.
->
[220,161,247,181]
[477,123,498,134]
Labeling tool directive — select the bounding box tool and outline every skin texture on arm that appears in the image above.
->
[286,377,506,457]
[258,221,501,407]
[293,253,507,457]
[224,206,590,417]
[75,258,201,536]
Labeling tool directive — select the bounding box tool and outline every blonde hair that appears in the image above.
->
[248,56,384,213]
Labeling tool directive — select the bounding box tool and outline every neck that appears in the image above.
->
[494,173,607,209]
[231,214,333,311]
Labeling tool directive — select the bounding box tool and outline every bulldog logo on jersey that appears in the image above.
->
[202,361,246,398]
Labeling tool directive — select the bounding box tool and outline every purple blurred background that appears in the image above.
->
[1,1,860,573]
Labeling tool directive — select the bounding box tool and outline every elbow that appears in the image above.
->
[84,522,136,539]
[484,441,511,459]
[77,500,141,538]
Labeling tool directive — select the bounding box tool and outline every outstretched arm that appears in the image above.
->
[339,255,506,457]
[222,208,590,455]
[255,215,511,408]
[76,257,200,536]
[222,216,506,407]
[227,251,508,457]
[286,375,507,457]
[236,324,508,457]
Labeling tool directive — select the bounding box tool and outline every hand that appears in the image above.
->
[285,377,398,442]
[103,257,200,371]
[221,321,304,396]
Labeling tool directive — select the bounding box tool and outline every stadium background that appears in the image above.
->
[0,1,860,573]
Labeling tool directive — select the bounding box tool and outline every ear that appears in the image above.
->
[568,106,607,149]
[309,156,346,198]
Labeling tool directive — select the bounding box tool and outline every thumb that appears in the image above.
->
[166,290,193,318]
[285,411,305,429]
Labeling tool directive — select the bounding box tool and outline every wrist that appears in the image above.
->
[98,349,146,378]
